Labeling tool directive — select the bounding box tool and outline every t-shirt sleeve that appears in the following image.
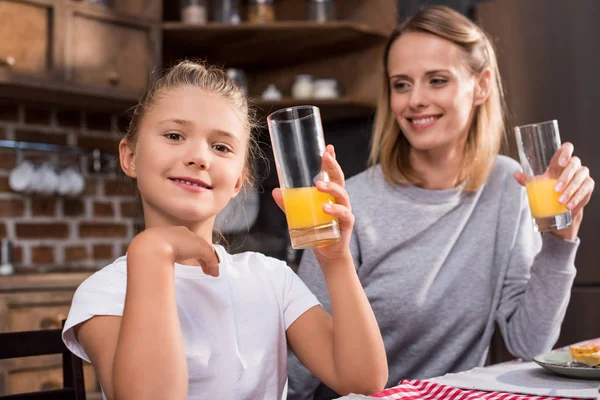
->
[62,264,127,363]
[279,261,321,331]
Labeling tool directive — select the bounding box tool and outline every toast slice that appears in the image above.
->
[568,343,600,366]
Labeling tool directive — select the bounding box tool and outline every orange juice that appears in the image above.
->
[526,179,568,218]
[281,187,337,230]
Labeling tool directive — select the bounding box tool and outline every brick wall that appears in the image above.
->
[0,102,142,273]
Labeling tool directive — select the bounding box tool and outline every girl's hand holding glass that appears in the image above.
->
[273,144,354,262]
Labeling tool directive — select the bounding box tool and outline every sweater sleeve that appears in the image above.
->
[286,232,361,400]
[495,189,578,360]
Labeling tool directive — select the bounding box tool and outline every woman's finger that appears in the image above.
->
[564,175,594,211]
[558,165,588,205]
[556,156,581,193]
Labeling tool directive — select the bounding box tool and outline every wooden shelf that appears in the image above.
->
[162,21,388,69]
[0,73,139,113]
[251,97,376,122]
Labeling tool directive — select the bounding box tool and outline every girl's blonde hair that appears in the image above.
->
[124,60,260,187]
[369,5,507,191]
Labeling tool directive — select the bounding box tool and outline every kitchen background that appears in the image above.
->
[0,0,598,396]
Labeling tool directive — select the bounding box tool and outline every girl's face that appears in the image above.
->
[121,86,247,226]
[387,31,486,155]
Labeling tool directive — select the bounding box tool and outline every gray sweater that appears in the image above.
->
[287,155,579,400]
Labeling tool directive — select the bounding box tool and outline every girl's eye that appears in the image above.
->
[165,133,183,141]
[431,78,448,85]
[213,144,231,153]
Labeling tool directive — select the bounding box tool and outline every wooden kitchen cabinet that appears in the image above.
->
[162,0,397,122]
[0,0,62,78]
[0,273,101,396]
[0,0,162,112]
[112,0,161,21]
[68,0,162,21]
[64,2,160,95]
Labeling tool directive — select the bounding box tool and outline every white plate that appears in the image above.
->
[534,350,600,380]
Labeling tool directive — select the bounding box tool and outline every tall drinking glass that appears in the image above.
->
[267,106,341,249]
[515,120,572,232]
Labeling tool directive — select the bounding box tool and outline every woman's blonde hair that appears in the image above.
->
[369,5,507,191]
[124,60,260,187]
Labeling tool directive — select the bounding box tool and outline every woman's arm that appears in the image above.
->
[496,190,578,360]
[501,144,593,359]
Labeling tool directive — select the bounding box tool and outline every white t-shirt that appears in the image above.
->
[62,245,320,400]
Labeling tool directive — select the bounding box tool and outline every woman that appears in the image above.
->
[287,6,594,400]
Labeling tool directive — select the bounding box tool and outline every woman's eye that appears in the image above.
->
[165,133,183,141]
[393,82,410,91]
[431,78,448,85]
[213,144,231,153]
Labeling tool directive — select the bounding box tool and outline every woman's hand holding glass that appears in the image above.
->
[515,142,594,240]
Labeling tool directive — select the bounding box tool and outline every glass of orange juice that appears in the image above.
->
[267,106,341,249]
[515,120,572,232]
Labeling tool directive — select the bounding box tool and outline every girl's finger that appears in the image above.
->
[322,203,354,226]
[564,175,594,211]
[271,188,285,212]
[514,171,526,186]
[322,151,345,187]
[556,156,581,193]
[200,261,220,277]
[327,144,337,160]
[316,180,350,208]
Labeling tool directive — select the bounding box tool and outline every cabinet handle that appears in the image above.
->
[40,380,61,391]
[0,56,15,67]
[39,313,66,329]
[107,71,121,86]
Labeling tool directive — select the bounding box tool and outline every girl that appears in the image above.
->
[288,6,594,400]
[62,61,388,400]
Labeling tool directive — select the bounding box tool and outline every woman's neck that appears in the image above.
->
[409,145,465,190]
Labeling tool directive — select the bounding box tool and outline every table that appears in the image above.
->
[369,354,600,399]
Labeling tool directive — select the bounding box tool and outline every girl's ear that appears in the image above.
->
[119,138,137,178]
[474,68,492,106]
[232,171,246,198]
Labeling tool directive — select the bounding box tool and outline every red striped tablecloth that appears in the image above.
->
[370,379,582,400]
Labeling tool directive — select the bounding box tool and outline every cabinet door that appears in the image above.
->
[0,0,56,76]
[65,6,157,93]
[0,291,74,332]
[113,0,161,21]
[6,361,98,394]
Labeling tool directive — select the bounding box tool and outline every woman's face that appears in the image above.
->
[387,31,485,155]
